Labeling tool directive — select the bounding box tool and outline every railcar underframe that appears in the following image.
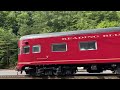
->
[18,63,120,76]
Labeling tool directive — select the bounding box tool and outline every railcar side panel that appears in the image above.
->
[18,31,120,68]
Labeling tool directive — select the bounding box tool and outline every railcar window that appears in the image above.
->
[79,41,97,51]
[23,46,30,54]
[32,45,40,53]
[52,43,67,52]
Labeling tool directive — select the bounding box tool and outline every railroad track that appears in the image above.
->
[0,74,120,79]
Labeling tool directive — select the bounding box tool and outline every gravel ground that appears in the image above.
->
[0,69,26,75]
[0,69,117,79]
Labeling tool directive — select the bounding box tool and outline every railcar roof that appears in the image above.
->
[20,27,120,40]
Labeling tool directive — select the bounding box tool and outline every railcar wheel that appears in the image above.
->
[26,69,36,76]
[44,70,53,76]
[114,67,120,74]
[87,65,103,73]
[64,70,72,76]
[25,70,29,74]
[29,72,36,76]
[87,68,103,73]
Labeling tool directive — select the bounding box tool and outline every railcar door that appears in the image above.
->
[20,45,32,62]
[32,41,49,64]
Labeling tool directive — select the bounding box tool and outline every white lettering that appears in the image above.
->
[78,37,81,39]
[114,34,118,36]
[81,36,85,39]
[73,37,78,39]
[109,34,112,37]
[68,37,72,40]
[62,33,120,40]
[62,38,67,40]
[103,35,109,37]
[84,36,87,38]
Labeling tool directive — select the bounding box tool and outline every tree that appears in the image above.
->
[0,11,120,68]
[96,20,120,28]
[0,28,18,68]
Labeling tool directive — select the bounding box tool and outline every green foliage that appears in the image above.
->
[97,21,120,28]
[0,11,120,68]
[0,28,18,68]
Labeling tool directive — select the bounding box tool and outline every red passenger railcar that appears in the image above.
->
[16,27,120,76]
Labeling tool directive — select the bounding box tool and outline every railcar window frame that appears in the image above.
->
[32,45,41,53]
[23,46,30,54]
[79,41,97,51]
[52,43,67,52]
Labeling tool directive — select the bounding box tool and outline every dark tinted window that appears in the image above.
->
[80,41,97,50]
[52,43,67,52]
[23,46,30,54]
[32,45,40,53]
